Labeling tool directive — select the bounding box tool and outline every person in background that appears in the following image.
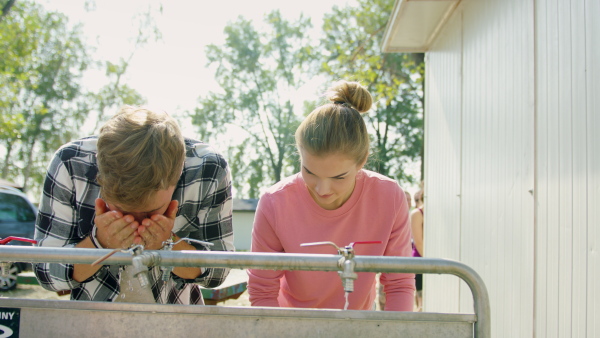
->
[248,80,415,311]
[411,188,425,311]
[34,105,234,304]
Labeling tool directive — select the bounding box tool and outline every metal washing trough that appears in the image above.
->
[0,246,490,338]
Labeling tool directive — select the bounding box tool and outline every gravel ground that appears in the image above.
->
[0,274,396,310]
[0,275,251,306]
[0,283,70,301]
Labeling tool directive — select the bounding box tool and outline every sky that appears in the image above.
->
[39,0,354,141]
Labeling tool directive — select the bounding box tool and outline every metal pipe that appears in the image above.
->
[356,256,490,338]
[0,246,490,337]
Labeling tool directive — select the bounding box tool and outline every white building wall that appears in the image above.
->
[535,0,600,337]
[424,0,535,336]
[586,1,600,336]
[423,12,463,314]
[232,211,254,251]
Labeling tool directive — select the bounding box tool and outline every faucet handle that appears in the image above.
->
[346,241,382,249]
[0,236,37,245]
[301,241,382,255]
[300,241,341,251]
[162,237,214,251]
[176,238,214,248]
[91,244,145,267]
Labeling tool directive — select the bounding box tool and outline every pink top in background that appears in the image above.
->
[248,170,415,311]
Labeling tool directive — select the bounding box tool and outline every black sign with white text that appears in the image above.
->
[0,308,19,337]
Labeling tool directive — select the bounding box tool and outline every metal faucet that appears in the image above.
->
[92,244,156,288]
[128,245,153,287]
[300,241,381,292]
[160,237,214,281]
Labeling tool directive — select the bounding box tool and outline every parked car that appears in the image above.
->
[0,185,38,290]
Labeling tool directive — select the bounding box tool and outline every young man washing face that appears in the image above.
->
[34,105,234,304]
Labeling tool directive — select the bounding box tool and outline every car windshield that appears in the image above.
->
[0,193,36,222]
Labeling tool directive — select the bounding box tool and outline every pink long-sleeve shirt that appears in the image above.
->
[248,170,415,311]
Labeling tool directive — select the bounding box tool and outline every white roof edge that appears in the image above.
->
[381,0,461,53]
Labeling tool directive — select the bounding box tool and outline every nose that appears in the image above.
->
[314,179,331,196]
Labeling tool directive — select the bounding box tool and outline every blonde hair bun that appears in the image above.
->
[295,79,372,164]
[325,80,373,113]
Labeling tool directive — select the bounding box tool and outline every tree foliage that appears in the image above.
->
[0,0,90,192]
[320,0,424,183]
[0,0,152,197]
[191,11,312,198]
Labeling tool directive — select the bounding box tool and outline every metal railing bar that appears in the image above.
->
[0,246,490,337]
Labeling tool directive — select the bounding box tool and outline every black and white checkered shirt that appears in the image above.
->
[34,136,234,304]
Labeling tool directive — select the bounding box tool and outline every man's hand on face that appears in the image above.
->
[137,200,178,250]
[94,198,142,249]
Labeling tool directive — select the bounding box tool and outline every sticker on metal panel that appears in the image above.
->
[0,308,19,337]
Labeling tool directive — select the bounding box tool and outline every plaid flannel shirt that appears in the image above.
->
[34,136,234,304]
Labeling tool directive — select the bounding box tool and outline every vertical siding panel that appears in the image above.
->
[495,0,506,330]
[539,4,548,336]
[570,0,588,336]
[424,10,463,313]
[586,0,600,336]
[490,0,502,329]
[534,0,549,335]
[526,0,537,333]
[458,0,535,334]
[557,0,574,336]
[545,0,561,336]
[465,1,490,316]
[460,0,479,315]
[516,0,535,332]
[515,0,536,334]
[507,0,516,328]
[534,0,550,338]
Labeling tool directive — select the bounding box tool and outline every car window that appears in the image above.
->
[0,193,36,222]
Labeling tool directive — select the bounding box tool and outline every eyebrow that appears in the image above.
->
[303,166,349,179]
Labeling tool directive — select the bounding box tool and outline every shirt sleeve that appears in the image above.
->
[247,196,284,307]
[33,150,84,292]
[174,149,235,288]
[380,187,416,311]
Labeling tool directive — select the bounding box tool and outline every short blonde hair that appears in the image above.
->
[97,106,185,209]
[295,80,372,164]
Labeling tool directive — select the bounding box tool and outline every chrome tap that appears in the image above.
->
[128,245,153,287]
[300,241,381,292]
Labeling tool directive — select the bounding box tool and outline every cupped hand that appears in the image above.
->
[93,198,142,249]
[137,200,178,250]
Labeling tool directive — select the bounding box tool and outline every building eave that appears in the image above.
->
[382,0,461,53]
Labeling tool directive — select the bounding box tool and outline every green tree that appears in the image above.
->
[0,0,154,197]
[0,0,90,192]
[0,0,16,22]
[320,0,424,183]
[191,11,312,198]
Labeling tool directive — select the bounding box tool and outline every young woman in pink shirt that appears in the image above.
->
[248,80,415,311]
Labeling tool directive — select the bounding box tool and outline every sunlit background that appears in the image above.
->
[2,0,423,201]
